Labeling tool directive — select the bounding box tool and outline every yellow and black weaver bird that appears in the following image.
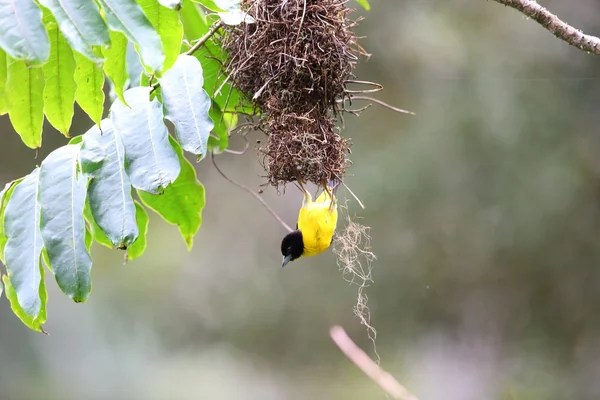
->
[281,179,339,267]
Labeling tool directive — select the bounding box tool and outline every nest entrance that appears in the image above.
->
[222,0,361,187]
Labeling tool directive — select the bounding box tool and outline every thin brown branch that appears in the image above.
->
[185,20,224,56]
[330,326,419,400]
[491,0,600,55]
[210,152,293,233]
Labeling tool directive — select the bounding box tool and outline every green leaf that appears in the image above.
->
[0,49,11,114]
[3,168,46,327]
[161,54,213,157]
[74,52,105,125]
[127,201,149,260]
[42,19,76,137]
[98,0,165,72]
[184,2,249,118]
[355,0,371,11]
[102,30,128,104]
[38,0,110,62]
[207,105,228,152]
[138,137,204,249]
[180,0,205,41]
[0,178,24,264]
[138,0,183,73]
[110,86,181,194]
[3,268,47,332]
[39,144,92,302]
[6,58,45,149]
[0,0,49,64]
[158,0,182,9]
[83,200,113,249]
[68,135,83,145]
[126,42,143,88]
[84,223,93,251]
[80,120,138,249]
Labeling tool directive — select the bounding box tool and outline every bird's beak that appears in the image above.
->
[282,254,293,268]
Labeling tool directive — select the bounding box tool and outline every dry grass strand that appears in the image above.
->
[333,201,379,362]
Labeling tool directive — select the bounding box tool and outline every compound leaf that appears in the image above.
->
[42,18,76,136]
[3,168,46,331]
[102,30,128,104]
[80,120,138,249]
[0,0,49,64]
[38,0,109,62]
[0,48,10,114]
[138,137,204,249]
[138,0,183,73]
[74,52,105,125]
[161,54,213,157]
[127,201,149,260]
[98,0,164,72]
[110,86,180,194]
[6,58,44,149]
[39,144,92,302]
[0,178,24,264]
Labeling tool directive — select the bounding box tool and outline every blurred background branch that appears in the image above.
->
[491,0,600,55]
[330,326,419,400]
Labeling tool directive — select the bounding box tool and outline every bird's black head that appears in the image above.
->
[281,230,304,267]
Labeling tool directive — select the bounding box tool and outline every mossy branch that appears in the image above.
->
[491,0,600,56]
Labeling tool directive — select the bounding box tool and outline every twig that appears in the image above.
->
[490,0,600,56]
[330,326,419,400]
[186,20,224,56]
[210,152,293,233]
[346,96,415,115]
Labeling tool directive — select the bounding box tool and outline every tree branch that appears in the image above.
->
[185,20,224,56]
[330,326,419,400]
[490,0,600,56]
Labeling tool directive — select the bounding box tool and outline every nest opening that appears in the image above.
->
[221,0,361,187]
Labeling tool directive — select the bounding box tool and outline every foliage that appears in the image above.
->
[0,0,370,331]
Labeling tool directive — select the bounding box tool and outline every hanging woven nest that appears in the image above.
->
[221,0,361,187]
[260,113,350,187]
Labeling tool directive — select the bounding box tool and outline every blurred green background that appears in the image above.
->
[2,1,600,399]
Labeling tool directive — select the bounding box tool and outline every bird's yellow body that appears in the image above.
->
[297,187,338,257]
